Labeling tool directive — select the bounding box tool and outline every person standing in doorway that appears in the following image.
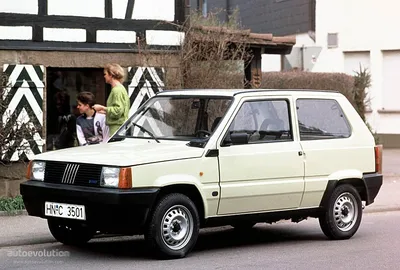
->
[76,92,109,146]
[93,63,130,136]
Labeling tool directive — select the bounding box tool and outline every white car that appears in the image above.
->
[21,89,383,259]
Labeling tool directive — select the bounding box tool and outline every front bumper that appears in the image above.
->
[20,180,160,233]
[363,173,383,205]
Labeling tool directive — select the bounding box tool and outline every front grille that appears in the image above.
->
[44,161,102,187]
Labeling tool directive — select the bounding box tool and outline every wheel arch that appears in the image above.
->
[151,184,206,226]
[320,178,367,208]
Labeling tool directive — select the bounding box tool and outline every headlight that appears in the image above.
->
[100,167,132,188]
[30,161,45,181]
[101,167,120,188]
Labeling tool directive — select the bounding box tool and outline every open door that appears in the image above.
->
[45,68,106,151]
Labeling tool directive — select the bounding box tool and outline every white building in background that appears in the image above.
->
[261,0,400,147]
[312,0,400,147]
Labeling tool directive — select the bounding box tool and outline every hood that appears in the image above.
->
[33,139,205,167]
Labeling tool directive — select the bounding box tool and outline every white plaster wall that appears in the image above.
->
[0,26,32,40]
[0,0,38,14]
[294,33,315,48]
[262,33,316,72]
[146,30,184,46]
[43,28,86,42]
[48,0,175,20]
[112,0,129,19]
[132,0,175,21]
[315,0,400,134]
[48,0,104,17]
[261,55,281,72]
[97,30,136,43]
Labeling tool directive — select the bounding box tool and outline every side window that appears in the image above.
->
[296,99,351,140]
[226,99,292,145]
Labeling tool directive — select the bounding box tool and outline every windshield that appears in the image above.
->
[115,96,233,141]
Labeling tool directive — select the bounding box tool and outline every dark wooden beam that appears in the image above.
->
[244,48,262,89]
[86,29,96,43]
[174,0,189,24]
[38,0,48,15]
[105,0,113,18]
[125,0,135,19]
[0,13,178,32]
[0,40,181,53]
[33,0,48,42]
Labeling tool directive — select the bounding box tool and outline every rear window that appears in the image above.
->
[296,99,351,140]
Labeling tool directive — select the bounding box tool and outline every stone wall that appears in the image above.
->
[0,162,27,197]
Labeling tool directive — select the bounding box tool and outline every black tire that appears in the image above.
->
[145,193,200,259]
[48,219,94,246]
[319,184,362,240]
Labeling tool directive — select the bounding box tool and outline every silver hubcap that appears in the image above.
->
[333,192,358,232]
[161,205,193,250]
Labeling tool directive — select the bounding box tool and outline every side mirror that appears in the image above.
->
[230,132,250,145]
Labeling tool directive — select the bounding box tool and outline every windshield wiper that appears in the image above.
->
[129,122,160,143]
[108,135,125,142]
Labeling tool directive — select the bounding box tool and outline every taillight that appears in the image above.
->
[374,145,383,174]
[26,160,32,179]
[118,167,132,188]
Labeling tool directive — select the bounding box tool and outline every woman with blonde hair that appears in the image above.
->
[93,63,130,135]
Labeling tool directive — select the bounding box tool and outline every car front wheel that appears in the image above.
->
[319,184,362,240]
[145,193,200,259]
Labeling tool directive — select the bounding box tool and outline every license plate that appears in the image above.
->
[44,202,86,220]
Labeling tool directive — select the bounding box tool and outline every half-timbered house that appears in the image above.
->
[0,0,295,161]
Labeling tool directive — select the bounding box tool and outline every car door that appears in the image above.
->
[295,97,362,208]
[217,96,305,215]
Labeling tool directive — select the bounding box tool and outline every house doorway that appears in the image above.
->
[46,68,110,151]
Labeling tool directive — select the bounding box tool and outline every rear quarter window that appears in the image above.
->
[296,98,351,140]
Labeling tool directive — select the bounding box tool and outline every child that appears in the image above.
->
[76,92,109,146]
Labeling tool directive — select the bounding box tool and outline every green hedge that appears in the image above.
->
[261,71,359,113]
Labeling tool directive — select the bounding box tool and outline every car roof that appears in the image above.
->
[156,89,342,98]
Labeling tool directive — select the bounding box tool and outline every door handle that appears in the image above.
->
[298,151,303,156]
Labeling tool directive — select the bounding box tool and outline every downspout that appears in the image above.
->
[226,0,230,22]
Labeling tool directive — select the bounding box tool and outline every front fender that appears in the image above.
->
[153,174,209,217]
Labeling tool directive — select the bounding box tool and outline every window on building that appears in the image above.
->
[382,50,400,111]
[327,33,338,48]
[296,99,351,140]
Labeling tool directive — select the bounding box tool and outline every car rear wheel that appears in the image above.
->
[47,219,94,246]
[319,184,362,240]
[145,193,200,259]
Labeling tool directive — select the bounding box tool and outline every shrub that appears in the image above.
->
[262,71,356,106]
[261,71,370,119]
[353,66,372,122]
[0,195,25,212]
[140,10,250,90]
